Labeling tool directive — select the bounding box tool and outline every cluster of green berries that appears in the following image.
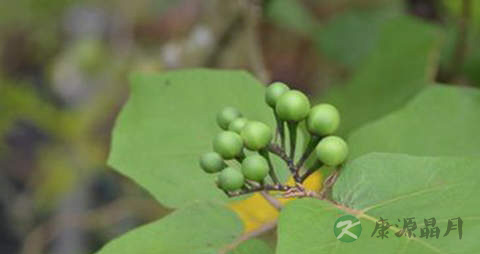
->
[199,81,348,192]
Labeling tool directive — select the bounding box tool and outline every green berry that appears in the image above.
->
[275,90,311,121]
[218,167,245,191]
[213,131,244,159]
[265,82,290,108]
[228,117,248,134]
[241,155,269,182]
[199,152,226,173]
[217,107,242,130]
[307,104,340,136]
[315,136,348,166]
[241,121,273,150]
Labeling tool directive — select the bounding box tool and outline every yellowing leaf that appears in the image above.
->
[229,192,279,233]
[229,170,323,233]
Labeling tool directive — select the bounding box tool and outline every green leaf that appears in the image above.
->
[265,0,318,36]
[108,69,276,208]
[277,153,480,254]
[318,16,441,135]
[348,85,480,159]
[315,4,402,68]
[228,239,274,254]
[96,202,243,254]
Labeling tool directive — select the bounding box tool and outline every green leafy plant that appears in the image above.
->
[98,16,480,254]
[99,67,480,254]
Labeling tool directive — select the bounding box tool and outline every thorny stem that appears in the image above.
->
[225,165,341,205]
[283,185,321,199]
[259,149,280,184]
[225,184,295,197]
[283,169,340,200]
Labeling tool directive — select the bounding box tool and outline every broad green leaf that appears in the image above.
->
[277,153,480,254]
[319,16,441,135]
[108,69,276,208]
[228,239,274,254]
[349,85,480,159]
[315,4,402,68]
[96,202,243,254]
[265,0,318,36]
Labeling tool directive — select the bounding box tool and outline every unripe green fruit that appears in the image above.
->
[275,90,311,121]
[218,167,245,191]
[228,117,248,134]
[265,82,290,108]
[241,155,269,182]
[241,121,273,150]
[213,131,244,159]
[217,107,242,130]
[315,136,348,166]
[199,152,226,173]
[307,104,340,136]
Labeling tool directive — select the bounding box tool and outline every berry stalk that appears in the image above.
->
[259,149,280,184]
[268,143,295,174]
[274,111,286,149]
[296,135,321,169]
[299,160,323,183]
[287,121,297,160]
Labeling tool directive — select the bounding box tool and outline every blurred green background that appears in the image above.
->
[0,0,478,253]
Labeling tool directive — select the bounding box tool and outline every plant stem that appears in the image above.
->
[287,121,297,160]
[318,169,340,200]
[259,149,280,184]
[244,180,256,188]
[299,160,323,183]
[259,191,283,210]
[268,143,295,174]
[274,112,286,149]
[226,184,294,197]
[296,135,321,169]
